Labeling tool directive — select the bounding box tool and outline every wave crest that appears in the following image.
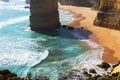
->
[0,50,49,67]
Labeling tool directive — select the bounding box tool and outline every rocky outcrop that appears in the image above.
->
[30,0,60,31]
[94,0,120,30]
[0,69,19,80]
[58,0,100,8]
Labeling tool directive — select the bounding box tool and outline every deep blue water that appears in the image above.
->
[0,1,103,80]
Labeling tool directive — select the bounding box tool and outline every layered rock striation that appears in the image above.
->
[30,0,60,31]
[94,0,120,30]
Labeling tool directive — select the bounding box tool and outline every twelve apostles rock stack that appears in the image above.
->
[94,0,120,30]
[30,0,60,31]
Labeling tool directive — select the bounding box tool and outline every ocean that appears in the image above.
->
[0,0,104,79]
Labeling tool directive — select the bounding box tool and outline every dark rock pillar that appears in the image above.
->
[30,0,60,31]
[94,0,120,30]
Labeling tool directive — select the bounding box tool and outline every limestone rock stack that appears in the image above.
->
[30,0,60,31]
[94,0,120,30]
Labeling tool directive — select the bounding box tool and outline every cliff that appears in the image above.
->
[58,0,100,8]
[30,0,60,31]
[94,0,120,30]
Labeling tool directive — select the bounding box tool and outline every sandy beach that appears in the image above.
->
[59,5,120,67]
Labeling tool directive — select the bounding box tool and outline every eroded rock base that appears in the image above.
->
[94,0,120,30]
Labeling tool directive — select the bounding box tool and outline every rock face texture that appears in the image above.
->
[30,0,60,31]
[94,0,120,30]
[58,0,100,8]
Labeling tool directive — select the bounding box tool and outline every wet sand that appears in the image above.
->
[59,5,120,65]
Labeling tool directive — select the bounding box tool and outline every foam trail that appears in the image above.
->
[0,16,29,29]
[60,49,107,75]
[0,50,49,67]
[30,50,49,66]
[0,2,28,11]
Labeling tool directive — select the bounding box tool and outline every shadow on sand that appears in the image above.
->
[34,25,93,40]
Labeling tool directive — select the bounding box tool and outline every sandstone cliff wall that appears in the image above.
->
[94,0,120,30]
[30,0,60,31]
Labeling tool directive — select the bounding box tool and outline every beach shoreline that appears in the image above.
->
[59,5,120,65]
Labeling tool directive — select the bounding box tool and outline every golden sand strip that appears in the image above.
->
[59,5,120,68]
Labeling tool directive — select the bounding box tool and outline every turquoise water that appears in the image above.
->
[0,1,104,80]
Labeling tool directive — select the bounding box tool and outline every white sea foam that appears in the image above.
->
[59,9,74,25]
[58,39,111,76]
[25,27,31,32]
[0,50,49,67]
[60,48,109,75]
[11,6,28,11]
[0,0,29,11]
[0,16,29,29]
[83,40,102,49]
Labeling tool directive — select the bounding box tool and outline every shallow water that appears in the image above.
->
[0,1,104,79]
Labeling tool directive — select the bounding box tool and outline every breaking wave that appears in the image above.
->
[0,16,29,29]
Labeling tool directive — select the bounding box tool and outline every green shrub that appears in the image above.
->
[97,76,111,80]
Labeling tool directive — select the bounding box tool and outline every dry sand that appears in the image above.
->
[59,5,120,72]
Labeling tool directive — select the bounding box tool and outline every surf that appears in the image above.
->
[0,16,29,29]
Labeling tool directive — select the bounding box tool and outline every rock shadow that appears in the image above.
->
[34,25,93,40]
